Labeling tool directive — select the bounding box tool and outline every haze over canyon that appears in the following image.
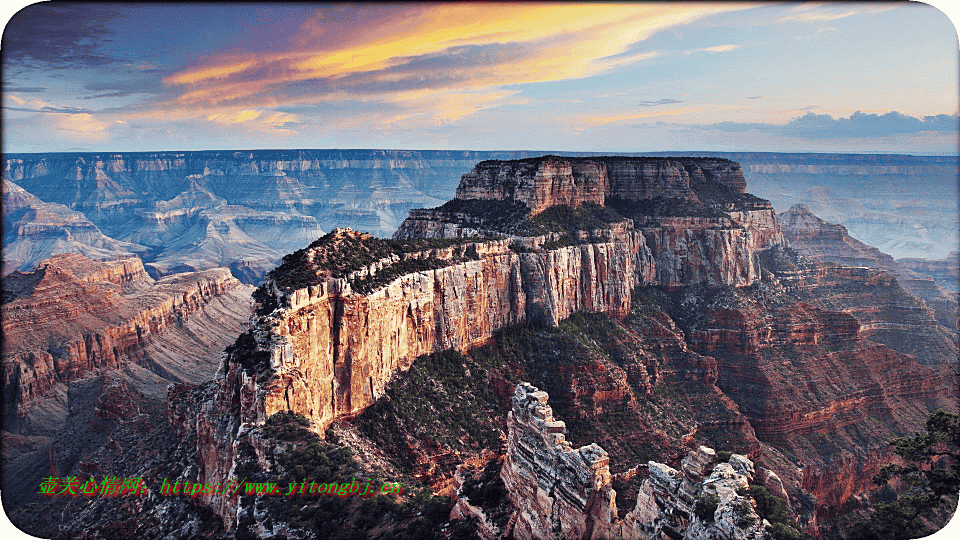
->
[1,151,957,540]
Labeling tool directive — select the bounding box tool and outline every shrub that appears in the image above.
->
[695,493,720,521]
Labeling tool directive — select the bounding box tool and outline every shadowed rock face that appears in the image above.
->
[452,156,749,215]
[778,204,958,363]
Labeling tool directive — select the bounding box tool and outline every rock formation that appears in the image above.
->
[49,154,947,538]
[2,253,254,435]
[778,204,957,361]
[501,382,618,540]
[2,179,148,275]
[2,150,559,278]
[242,228,654,434]
[500,382,768,540]
[227,157,787,437]
[454,156,750,214]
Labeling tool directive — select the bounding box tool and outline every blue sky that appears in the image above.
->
[2,1,958,154]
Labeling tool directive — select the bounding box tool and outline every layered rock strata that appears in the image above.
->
[501,382,618,540]
[678,274,956,523]
[500,382,768,540]
[454,156,750,214]
[1,253,254,434]
[246,229,655,433]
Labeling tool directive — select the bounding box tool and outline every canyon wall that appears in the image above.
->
[500,382,768,540]
[248,229,655,433]
[2,253,254,435]
[452,156,750,214]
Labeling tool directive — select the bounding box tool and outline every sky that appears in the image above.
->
[1,1,958,155]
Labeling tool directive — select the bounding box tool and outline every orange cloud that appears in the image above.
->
[160,2,750,115]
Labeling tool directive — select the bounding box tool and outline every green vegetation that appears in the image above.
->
[607,195,728,219]
[353,348,508,471]
[266,229,494,292]
[733,498,757,527]
[844,409,960,540]
[527,202,623,235]
[695,493,720,521]
[235,411,456,540]
[687,170,766,211]
[224,329,273,379]
[432,198,533,234]
[460,459,508,512]
[731,483,814,539]
[757,245,810,276]
[430,198,625,240]
[349,257,449,294]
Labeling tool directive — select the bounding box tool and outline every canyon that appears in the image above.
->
[4,150,955,283]
[2,153,955,540]
[1,252,254,512]
[171,156,952,538]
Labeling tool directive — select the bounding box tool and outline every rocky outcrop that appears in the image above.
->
[621,446,767,540]
[246,229,655,434]
[779,204,895,269]
[1,253,254,435]
[2,179,148,275]
[452,156,750,215]
[456,157,608,215]
[500,383,768,540]
[501,382,618,540]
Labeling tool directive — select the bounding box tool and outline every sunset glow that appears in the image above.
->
[2,1,957,153]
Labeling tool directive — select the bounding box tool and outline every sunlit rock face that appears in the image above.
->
[249,230,655,434]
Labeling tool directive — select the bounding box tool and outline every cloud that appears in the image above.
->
[775,3,895,24]
[700,44,738,53]
[638,99,684,107]
[3,86,46,93]
[711,111,959,139]
[684,44,738,55]
[580,107,694,127]
[158,3,745,117]
[794,26,839,40]
[3,4,124,72]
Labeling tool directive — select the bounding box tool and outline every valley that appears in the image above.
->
[1,152,956,540]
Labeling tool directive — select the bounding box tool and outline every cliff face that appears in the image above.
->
[456,158,608,215]
[774,206,957,365]
[1,253,254,435]
[500,383,768,540]
[501,383,618,540]
[248,230,655,433]
[674,261,956,525]
[452,156,749,215]
[171,155,952,538]
[2,180,148,275]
